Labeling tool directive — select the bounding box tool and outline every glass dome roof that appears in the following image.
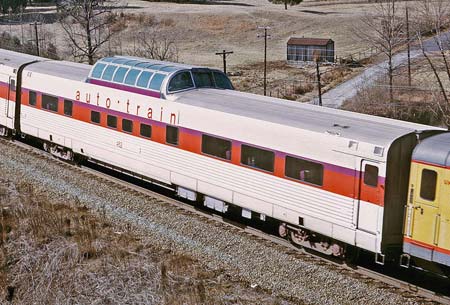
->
[88,56,193,94]
[87,56,233,97]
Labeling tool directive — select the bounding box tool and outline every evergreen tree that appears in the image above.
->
[0,0,27,14]
[268,0,303,10]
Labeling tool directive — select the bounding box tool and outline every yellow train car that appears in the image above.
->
[403,133,450,271]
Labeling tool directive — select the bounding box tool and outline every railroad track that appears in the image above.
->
[1,137,450,304]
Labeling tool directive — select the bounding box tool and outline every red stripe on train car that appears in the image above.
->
[4,82,386,207]
[404,237,450,255]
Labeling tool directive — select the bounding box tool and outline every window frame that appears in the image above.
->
[63,99,73,117]
[363,164,379,188]
[420,168,438,201]
[122,118,133,133]
[29,90,37,107]
[41,94,59,113]
[201,134,232,161]
[284,155,324,187]
[107,115,118,129]
[90,110,101,124]
[240,144,275,173]
[166,125,179,146]
[139,123,152,138]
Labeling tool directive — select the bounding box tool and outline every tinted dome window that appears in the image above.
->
[168,72,194,92]
[213,72,233,89]
[193,71,214,88]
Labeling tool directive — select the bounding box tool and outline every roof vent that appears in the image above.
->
[374,146,384,157]
[348,140,358,150]
[333,123,349,129]
[325,130,341,136]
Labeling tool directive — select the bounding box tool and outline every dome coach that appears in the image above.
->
[0,48,448,276]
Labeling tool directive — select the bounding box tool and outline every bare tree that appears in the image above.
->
[129,32,179,62]
[415,0,450,127]
[58,0,117,65]
[355,0,406,104]
[267,0,303,10]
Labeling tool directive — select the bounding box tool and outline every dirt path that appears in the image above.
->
[319,31,450,108]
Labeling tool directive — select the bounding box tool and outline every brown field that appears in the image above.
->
[0,178,294,304]
[0,0,432,100]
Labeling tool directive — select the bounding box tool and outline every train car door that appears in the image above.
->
[437,169,450,252]
[357,160,381,234]
[0,73,10,126]
[409,163,442,248]
[5,77,16,129]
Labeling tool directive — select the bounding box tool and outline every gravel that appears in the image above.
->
[0,141,427,305]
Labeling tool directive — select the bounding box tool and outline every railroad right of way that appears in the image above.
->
[0,138,443,305]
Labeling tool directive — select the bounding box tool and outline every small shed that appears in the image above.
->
[287,37,335,63]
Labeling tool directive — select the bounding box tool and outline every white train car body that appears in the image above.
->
[0,49,443,260]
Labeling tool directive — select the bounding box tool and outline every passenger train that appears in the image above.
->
[0,49,448,274]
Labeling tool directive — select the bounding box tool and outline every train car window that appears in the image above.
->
[102,65,118,81]
[42,94,58,112]
[91,63,107,78]
[168,72,194,92]
[166,126,179,145]
[140,123,152,138]
[9,79,15,91]
[285,156,323,186]
[124,69,141,86]
[364,164,378,187]
[193,71,214,88]
[241,145,274,172]
[122,119,133,133]
[107,115,117,128]
[113,67,129,83]
[420,169,437,201]
[149,73,165,91]
[29,91,37,106]
[91,111,100,124]
[213,72,233,89]
[64,99,73,116]
[136,71,153,88]
[201,134,231,160]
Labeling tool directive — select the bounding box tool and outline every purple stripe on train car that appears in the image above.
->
[180,127,202,137]
[88,79,161,99]
[18,83,384,186]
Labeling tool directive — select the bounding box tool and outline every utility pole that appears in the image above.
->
[314,51,322,106]
[406,5,411,87]
[257,26,271,96]
[316,61,322,106]
[215,50,234,74]
[29,22,43,56]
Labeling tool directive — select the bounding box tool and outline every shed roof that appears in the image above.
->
[412,132,450,167]
[287,37,333,46]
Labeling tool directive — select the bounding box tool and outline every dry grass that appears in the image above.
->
[341,77,443,126]
[341,51,450,127]
[0,178,292,304]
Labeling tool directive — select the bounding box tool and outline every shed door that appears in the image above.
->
[410,164,441,247]
[357,160,381,233]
